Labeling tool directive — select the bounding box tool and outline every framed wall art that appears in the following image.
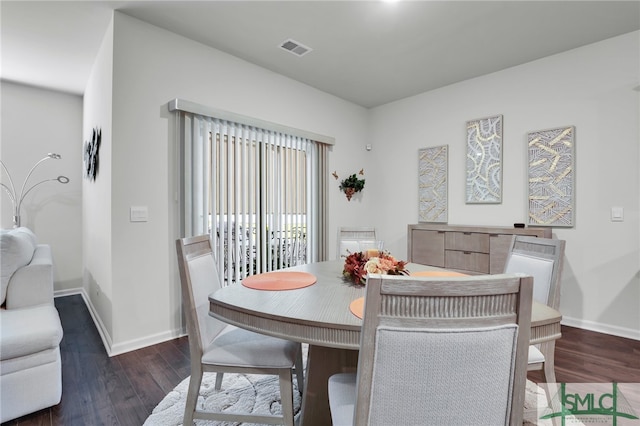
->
[465,115,503,204]
[418,145,448,223]
[84,127,101,181]
[528,126,575,227]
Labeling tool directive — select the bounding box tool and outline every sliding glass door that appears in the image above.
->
[176,110,328,284]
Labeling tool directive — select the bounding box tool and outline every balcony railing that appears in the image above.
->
[212,218,307,283]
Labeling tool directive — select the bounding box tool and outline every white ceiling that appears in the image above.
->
[2,1,639,108]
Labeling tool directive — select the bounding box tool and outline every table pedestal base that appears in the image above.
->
[299,345,359,426]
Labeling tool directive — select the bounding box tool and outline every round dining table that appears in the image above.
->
[209,260,562,426]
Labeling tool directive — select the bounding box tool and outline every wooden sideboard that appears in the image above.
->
[408,224,552,275]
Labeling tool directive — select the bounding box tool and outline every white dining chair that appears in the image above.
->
[176,234,304,425]
[337,226,377,259]
[504,235,566,384]
[328,273,533,426]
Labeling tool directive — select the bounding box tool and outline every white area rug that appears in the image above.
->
[144,370,302,426]
[524,380,552,426]
[146,369,562,426]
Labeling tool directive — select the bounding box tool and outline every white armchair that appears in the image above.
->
[0,227,63,423]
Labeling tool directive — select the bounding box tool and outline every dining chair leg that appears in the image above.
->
[183,370,203,425]
[294,346,305,395]
[540,341,557,384]
[214,372,224,390]
[279,369,295,426]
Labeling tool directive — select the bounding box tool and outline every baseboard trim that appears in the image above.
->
[109,329,187,357]
[54,288,84,298]
[54,288,186,356]
[562,316,640,341]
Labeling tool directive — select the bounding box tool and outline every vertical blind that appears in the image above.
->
[175,106,329,284]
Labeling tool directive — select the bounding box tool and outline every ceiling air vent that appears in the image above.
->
[279,39,312,57]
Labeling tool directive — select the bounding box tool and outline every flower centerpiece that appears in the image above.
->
[342,250,409,285]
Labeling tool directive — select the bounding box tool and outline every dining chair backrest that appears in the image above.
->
[504,235,565,309]
[337,226,376,259]
[176,235,227,360]
[355,273,533,426]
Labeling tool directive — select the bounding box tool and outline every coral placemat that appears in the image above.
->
[411,270,469,277]
[349,297,364,319]
[242,271,317,291]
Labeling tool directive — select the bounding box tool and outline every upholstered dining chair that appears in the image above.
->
[176,234,304,425]
[328,273,533,426]
[504,235,566,384]
[337,226,377,259]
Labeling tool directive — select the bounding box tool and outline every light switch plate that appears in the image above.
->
[130,206,148,222]
[611,206,624,222]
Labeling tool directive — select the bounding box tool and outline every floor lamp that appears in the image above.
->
[0,153,69,228]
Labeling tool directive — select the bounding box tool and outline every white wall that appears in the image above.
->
[368,31,640,339]
[13,14,630,352]
[82,17,114,342]
[81,12,371,354]
[0,81,83,292]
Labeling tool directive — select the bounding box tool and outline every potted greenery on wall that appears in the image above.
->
[334,169,365,201]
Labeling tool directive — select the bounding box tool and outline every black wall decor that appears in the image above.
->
[84,127,101,181]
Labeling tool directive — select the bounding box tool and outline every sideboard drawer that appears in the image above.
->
[409,229,445,267]
[445,250,490,273]
[445,232,490,253]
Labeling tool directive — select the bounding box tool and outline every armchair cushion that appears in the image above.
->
[5,245,54,309]
[1,228,37,305]
[0,304,63,361]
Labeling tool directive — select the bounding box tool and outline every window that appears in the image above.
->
[171,100,331,284]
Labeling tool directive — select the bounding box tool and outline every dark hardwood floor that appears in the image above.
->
[3,295,190,426]
[528,325,640,384]
[4,294,639,425]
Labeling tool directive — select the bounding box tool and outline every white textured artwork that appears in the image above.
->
[528,126,575,227]
[466,115,503,203]
[419,145,448,223]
